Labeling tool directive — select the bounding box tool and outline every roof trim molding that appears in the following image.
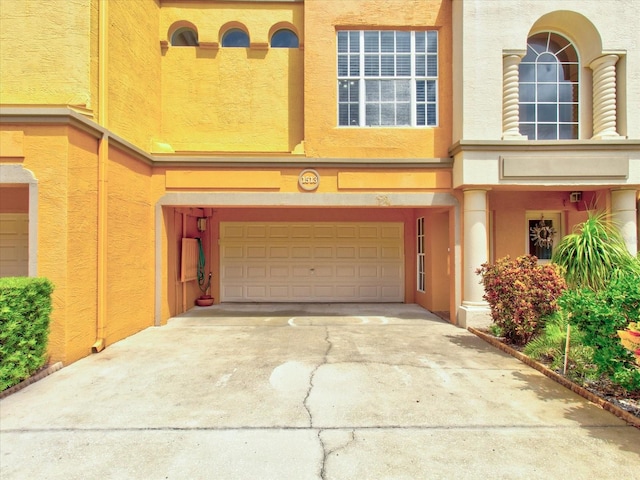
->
[0,107,155,166]
[0,107,454,168]
[449,139,640,156]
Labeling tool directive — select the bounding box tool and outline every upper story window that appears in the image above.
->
[337,30,438,127]
[222,29,250,47]
[519,32,579,140]
[171,27,198,46]
[271,29,299,48]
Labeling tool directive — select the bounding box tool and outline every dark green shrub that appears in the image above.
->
[477,255,567,345]
[0,277,54,391]
[558,270,640,392]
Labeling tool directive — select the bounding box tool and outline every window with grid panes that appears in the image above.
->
[337,30,438,127]
[519,32,579,140]
[417,217,426,292]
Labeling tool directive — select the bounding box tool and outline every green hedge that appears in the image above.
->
[0,277,54,391]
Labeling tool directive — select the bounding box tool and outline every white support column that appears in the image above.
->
[502,53,526,140]
[458,189,491,328]
[590,54,622,139]
[611,189,638,256]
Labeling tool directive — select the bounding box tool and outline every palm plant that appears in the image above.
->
[551,211,640,291]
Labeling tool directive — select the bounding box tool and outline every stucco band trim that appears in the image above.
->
[501,156,628,179]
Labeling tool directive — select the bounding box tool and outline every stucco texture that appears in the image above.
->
[158,2,304,153]
[303,0,453,159]
[6,126,89,363]
[106,147,155,346]
[107,0,162,150]
[0,0,94,107]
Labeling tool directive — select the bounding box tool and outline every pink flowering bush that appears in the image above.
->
[477,255,567,345]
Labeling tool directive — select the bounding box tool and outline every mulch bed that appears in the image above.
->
[469,327,640,429]
[0,362,63,400]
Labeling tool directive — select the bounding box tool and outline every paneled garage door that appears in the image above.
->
[220,222,404,302]
[0,213,29,277]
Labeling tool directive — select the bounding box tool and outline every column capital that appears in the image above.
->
[502,49,526,59]
[462,187,491,194]
[589,53,619,71]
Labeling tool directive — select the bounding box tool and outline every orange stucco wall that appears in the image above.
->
[303,0,452,159]
[158,2,304,153]
[17,125,73,363]
[105,147,155,346]
[164,167,452,192]
[64,128,100,362]
[0,0,95,109]
[0,124,158,364]
[0,125,88,363]
[107,0,162,149]
[489,190,604,261]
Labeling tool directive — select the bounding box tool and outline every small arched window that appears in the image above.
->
[271,29,299,48]
[222,29,250,47]
[519,32,579,140]
[171,27,199,46]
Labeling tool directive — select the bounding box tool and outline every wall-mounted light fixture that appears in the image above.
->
[197,217,207,232]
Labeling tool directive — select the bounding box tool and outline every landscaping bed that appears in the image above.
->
[470,327,640,428]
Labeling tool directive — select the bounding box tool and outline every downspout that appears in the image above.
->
[92,0,108,353]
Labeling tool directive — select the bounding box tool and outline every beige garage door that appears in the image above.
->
[220,222,404,302]
[0,213,29,277]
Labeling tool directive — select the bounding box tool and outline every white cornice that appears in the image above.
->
[449,139,640,156]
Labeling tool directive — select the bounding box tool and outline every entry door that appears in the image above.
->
[220,222,404,302]
[526,211,562,263]
[0,213,29,277]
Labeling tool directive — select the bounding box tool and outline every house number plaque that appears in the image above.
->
[298,169,320,191]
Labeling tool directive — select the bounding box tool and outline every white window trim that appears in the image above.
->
[518,31,581,140]
[337,30,438,128]
[417,217,426,292]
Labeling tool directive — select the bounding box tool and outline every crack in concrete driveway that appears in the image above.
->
[1,304,639,479]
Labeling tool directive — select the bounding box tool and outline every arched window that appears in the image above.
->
[271,29,299,48]
[171,27,198,46]
[222,29,250,47]
[519,32,579,140]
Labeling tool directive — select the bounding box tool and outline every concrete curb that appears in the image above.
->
[468,327,640,429]
[0,362,63,400]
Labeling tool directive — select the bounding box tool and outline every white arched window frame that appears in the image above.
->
[518,32,580,140]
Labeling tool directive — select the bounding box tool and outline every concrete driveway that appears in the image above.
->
[1,303,639,479]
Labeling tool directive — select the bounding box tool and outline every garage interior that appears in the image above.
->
[165,206,454,322]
